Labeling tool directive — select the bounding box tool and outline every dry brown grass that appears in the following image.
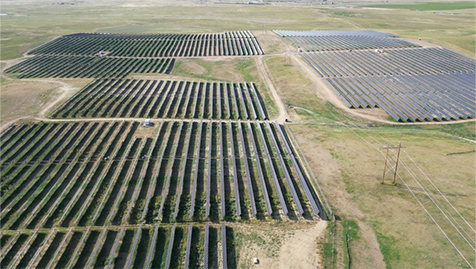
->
[1,81,58,123]
[0,78,90,129]
[290,122,475,268]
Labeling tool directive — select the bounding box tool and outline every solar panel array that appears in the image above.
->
[273,30,396,37]
[1,29,329,269]
[28,31,264,57]
[302,48,475,77]
[0,223,232,269]
[51,79,268,120]
[327,73,475,121]
[0,120,327,228]
[5,30,265,79]
[4,55,174,78]
[287,35,419,52]
[277,30,476,122]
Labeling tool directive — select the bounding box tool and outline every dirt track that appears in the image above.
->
[255,56,289,124]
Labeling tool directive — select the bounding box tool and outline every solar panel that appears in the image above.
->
[165,224,177,269]
[204,223,210,269]
[247,121,272,215]
[184,224,193,269]
[222,223,228,269]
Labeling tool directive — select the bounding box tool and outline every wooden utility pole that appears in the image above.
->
[381,143,405,184]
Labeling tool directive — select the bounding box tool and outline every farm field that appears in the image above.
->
[1,0,475,268]
[51,79,269,120]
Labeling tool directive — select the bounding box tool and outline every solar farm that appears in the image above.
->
[286,31,476,122]
[0,27,330,269]
[0,120,325,228]
[0,119,325,266]
[1,1,475,268]
[4,30,263,79]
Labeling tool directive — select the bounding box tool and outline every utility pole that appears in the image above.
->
[381,143,405,184]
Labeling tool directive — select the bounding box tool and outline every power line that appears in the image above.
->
[381,143,405,184]
[403,151,476,234]
[298,87,475,266]
[399,160,476,251]
[397,173,474,269]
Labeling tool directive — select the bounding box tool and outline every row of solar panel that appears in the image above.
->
[0,120,327,230]
[65,31,257,39]
[302,47,476,78]
[4,55,175,78]
[28,31,264,57]
[287,35,419,51]
[0,223,231,269]
[273,30,396,38]
[51,79,268,120]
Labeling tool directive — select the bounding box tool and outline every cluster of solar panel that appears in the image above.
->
[287,35,419,52]
[312,47,476,121]
[4,55,174,78]
[327,73,475,121]
[302,47,475,78]
[273,30,396,38]
[276,30,476,122]
[51,79,268,120]
[0,222,234,269]
[27,31,264,57]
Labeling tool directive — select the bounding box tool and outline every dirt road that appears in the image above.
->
[255,56,289,124]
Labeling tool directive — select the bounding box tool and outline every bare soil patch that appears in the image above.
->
[174,58,246,82]
[1,81,58,123]
[180,61,207,75]
[0,78,89,129]
[135,123,160,138]
[253,31,289,55]
[289,124,386,268]
[234,221,327,269]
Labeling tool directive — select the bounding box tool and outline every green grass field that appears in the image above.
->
[1,0,474,60]
[366,1,475,11]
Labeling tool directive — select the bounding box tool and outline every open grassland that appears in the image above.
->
[365,1,475,11]
[0,79,89,126]
[1,81,59,123]
[1,0,474,60]
[289,122,475,268]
